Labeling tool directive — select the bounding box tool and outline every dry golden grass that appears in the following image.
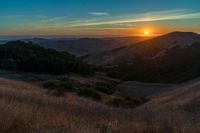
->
[0,78,199,133]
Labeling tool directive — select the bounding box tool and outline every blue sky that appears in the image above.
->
[1,0,200,36]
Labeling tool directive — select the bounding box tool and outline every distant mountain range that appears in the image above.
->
[28,37,149,57]
[0,36,150,57]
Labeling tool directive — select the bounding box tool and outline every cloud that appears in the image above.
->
[89,12,110,16]
[69,9,200,27]
[2,9,200,35]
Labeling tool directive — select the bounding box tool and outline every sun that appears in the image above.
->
[144,30,150,36]
[135,27,156,36]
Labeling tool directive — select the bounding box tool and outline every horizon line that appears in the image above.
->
[0,31,199,40]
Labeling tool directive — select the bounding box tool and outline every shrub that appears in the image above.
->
[43,81,74,92]
[107,97,149,108]
[78,88,101,100]
[95,86,109,93]
[95,82,116,94]
[107,98,136,108]
[60,82,74,92]
[126,96,149,106]
[43,81,58,89]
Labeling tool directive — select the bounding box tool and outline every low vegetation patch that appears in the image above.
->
[95,82,116,94]
[43,81,73,91]
[78,88,101,100]
[43,81,74,96]
[107,96,149,108]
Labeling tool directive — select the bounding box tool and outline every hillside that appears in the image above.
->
[0,41,94,75]
[106,41,200,83]
[83,32,200,83]
[115,81,176,97]
[145,79,200,121]
[84,32,200,65]
[0,76,199,132]
[150,80,200,110]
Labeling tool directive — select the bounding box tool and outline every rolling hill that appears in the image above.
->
[0,75,199,132]
[83,32,200,83]
[84,32,200,65]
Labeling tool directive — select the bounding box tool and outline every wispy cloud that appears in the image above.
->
[44,16,67,23]
[69,9,200,27]
[89,12,110,16]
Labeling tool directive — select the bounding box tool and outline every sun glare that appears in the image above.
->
[144,30,150,36]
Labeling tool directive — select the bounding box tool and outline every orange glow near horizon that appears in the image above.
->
[134,28,154,37]
[134,27,163,37]
[1,26,172,37]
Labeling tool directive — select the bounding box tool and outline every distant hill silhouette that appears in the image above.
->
[21,36,149,57]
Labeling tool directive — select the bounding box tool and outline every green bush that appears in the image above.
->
[59,82,73,90]
[95,86,109,93]
[95,82,116,94]
[43,81,74,92]
[43,81,58,89]
[125,96,149,106]
[107,97,149,108]
[107,98,136,108]
[78,88,101,100]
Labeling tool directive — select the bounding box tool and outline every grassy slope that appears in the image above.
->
[149,79,200,112]
[115,81,176,97]
[0,78,199,133]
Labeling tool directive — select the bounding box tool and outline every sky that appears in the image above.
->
[1,0,200,37]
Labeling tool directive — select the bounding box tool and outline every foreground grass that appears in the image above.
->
[0,78,199,133]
